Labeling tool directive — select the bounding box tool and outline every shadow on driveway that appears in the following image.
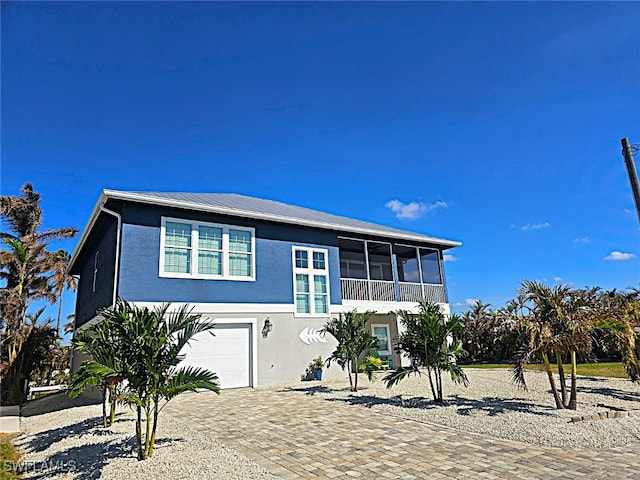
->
[282,386,553,417]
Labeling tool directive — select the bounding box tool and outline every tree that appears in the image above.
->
[70,316,127,428]
[509,281,640,410]
[384,301,468,402]
[69,300,221,460]
[0,183,77,405]
[587,287,640,384]
[322,309,377,392]
[2,308,58,404]
[51,250,77,338]
[461,300,496,363]
[511,281,585,409]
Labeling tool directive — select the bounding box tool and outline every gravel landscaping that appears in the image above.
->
[297,367,640,449]
[14,394,279,480]
[11,368,640,479]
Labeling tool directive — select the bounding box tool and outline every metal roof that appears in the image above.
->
[112,190,460,245]
[70,189,461,271]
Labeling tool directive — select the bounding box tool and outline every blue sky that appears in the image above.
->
[2,2,639,332]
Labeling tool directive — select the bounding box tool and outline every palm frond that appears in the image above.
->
[383,366,419,389]
[162,366,220,400]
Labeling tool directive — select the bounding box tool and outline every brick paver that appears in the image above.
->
[163,383,640,479]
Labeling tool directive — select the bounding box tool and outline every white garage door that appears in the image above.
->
[180,324,252,389]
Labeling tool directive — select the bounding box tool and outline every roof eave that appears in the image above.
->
[102,190,462,248]
[67,190,109,273]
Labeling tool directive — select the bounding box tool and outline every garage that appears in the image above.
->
[180,323,253,389]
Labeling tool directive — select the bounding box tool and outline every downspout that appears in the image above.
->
[99,204,122,307]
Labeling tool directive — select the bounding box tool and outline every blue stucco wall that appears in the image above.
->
[73,214,118,327]
[118,222,342,305]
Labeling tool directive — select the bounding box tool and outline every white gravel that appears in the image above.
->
[309,367,640,449]
[12,369,640,479]
[14,394,279,480]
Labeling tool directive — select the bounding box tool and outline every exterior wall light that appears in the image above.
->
[262,317,273,338]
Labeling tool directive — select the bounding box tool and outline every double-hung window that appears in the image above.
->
[160,217,254,280]
[293,247,329,316]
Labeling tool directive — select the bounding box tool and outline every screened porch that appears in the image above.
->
[338,238,447,304]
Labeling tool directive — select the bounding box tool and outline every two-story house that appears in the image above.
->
[69,190,461,388]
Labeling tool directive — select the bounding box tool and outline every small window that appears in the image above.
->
[198,226,222,275]
[313,275,328,313]
[313,251,326,270]
[296,274,310,314]
[295,250,308,268]
[164,221,192,274]
[229,229,252,277]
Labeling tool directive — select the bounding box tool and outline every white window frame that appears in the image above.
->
[292,246,330,317]
[159,217,255,281]
[371,324,391,355]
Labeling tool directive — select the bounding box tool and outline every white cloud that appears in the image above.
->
[385,199,447,220]
[573,237,590,244]
[453,298,479,308]
[443,254,458,262]
[604,251,637,261]
[553,276,563,282]
[514,222,550,232]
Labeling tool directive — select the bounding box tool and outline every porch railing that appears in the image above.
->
[340,278,446,303]
[340,278,395,302]
[398,282,446,303]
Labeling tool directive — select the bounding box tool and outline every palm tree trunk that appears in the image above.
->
[555,349,567,407]
[426,366,437,401]
[353,359,359,392]
[109,387,116,427]
[568,351,578,410]
[347,360,355,392]
[102,385,108,428]
[436,369,443,402]
[148,399,160,458]
[56,296,63,340]
[144,408,152,459]
[136,405,143,461]
[542,352,564,409]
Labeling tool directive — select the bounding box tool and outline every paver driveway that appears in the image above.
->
[163,382,640,479]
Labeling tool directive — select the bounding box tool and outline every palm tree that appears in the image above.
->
[461,300,495,363]
[70,317,127,427]
[70,300,221,460]
[1,308,58,404]
[0,237,54,361]
[384,301,468,402]
[587,287,640,384]
[51,250,77,338]
[322,309,377,392]
[1,183,77,404]
[512,281,593,410]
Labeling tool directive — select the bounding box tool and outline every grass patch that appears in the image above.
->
[463,362,627,378]
[0,434,21,480]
